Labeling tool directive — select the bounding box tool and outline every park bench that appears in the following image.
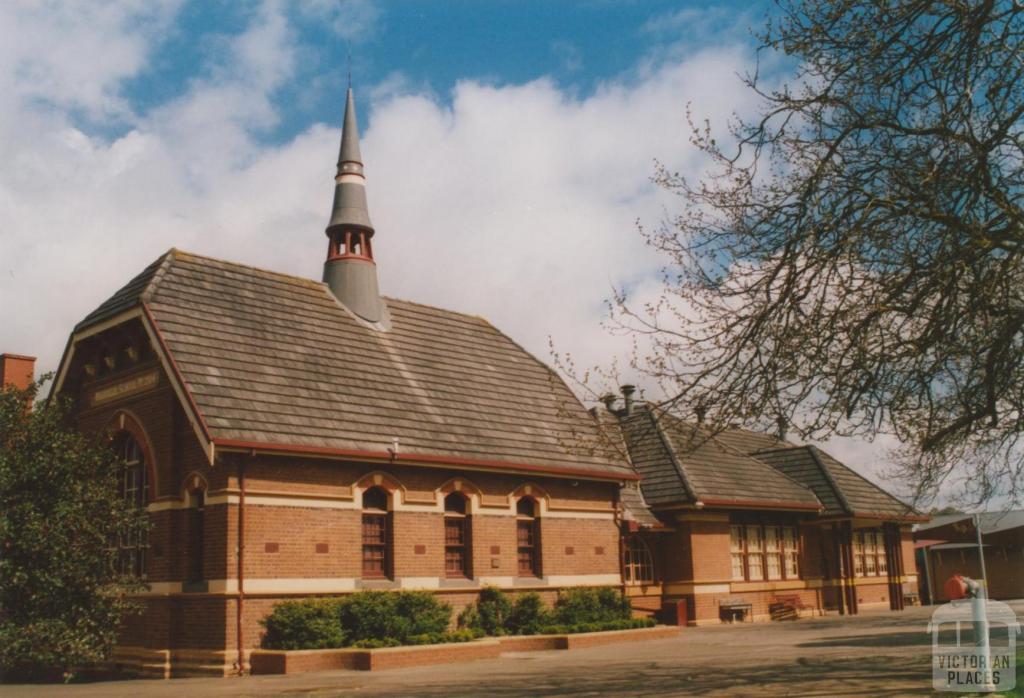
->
[902,583,920,607]
[769,594,807,621]
[719,597,753,623]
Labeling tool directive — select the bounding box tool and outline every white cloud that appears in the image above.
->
[0,3,910,499]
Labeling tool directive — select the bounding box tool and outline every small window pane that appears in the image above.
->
[746,526,763,552]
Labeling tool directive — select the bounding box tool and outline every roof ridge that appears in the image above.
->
[170,248,326,289]
[805,445,855,516]
[646,405,701,503]
[139,248,178,303]
[809,445,917,515]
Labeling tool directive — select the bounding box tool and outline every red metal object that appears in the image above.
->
[945,574,969,600]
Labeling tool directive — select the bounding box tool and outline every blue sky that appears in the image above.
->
[115,1,767,143]
[0,0,917,497]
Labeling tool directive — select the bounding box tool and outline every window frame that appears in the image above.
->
[516,497,540,578]
[623,536,655,585]
[361,486,392,579]
[116,434,149,578]
[853,529,889,578]
[729,522,801,582]
[443,492,471,578]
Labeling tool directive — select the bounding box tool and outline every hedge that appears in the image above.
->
[458,587,640,637]
[260,591,452,650]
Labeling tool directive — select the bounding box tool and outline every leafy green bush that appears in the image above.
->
[351,637,402,649]
[506,592,551,635]
[260,598,347,650]
[458,586,512,636]
[340,590,451,645]
[0,381,149,681]
[552,588,632,625]
[405,629,482,645]
[537,617,655,635]
[261,591,452,650]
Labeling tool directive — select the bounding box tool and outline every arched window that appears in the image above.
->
[187,489,205,584]
[623,536,655,585]
[115,433,149,577]
[444,492,471,578]
[362,486,391,579]
[516,497,540,577]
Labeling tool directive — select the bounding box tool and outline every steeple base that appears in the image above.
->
[323,258,387,324]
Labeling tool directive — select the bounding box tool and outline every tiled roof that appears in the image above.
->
[620,406,820,510]
[754,445,916,519]
[619,482,665,528]
[75,249,633,480]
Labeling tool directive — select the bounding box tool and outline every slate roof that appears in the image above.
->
[619,405,821,510]
[73,249,633,480]
[753,445,917,519]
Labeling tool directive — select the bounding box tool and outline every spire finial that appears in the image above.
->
[347,45,351,89]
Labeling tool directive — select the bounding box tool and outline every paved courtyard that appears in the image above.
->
[5,601,1023,697]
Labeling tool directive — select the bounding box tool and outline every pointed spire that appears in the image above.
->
[323,87,386,326]
[327,88,373,232]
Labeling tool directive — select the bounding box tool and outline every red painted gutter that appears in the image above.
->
[212,437,639,482]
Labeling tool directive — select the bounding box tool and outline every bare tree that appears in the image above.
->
[610,0,1024,505]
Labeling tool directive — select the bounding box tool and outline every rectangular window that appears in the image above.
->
[362,513,388,578]
[783,527,799,578]
[765,526,782,580]
[445,517,468,577]
[730,525,745,581]
[517,520,538,576]
[745,525,764,581]
[731,523,801,582]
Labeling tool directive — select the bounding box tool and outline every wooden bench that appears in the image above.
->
[719,597,753,623]
[769,594,807,621]
[903,583,921,607]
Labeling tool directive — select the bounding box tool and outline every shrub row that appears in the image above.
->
[536,618,656,635]
[457,587,638,636]
[261,587,647,650]
[260,591,453,650]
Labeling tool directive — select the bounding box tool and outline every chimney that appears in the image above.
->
[776,414,788,441]
[620,384,636,416]
[599,393,617,412]
[695,404,707,425]
[1,353,36,392]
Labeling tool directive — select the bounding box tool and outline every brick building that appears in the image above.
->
[22,87,926,678]
[604,399,925,625]
[46,90,634,677]
[915,511,1024,603]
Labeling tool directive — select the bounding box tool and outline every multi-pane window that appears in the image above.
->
[853,529,887,577]
[730,524,800,581]
[623,536,655,585]
[444,492,470,578]
[516,497,540,577]
[117,434,149,577]
[362,486,391,579]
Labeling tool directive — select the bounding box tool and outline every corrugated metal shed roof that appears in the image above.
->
[73,249,633,479]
